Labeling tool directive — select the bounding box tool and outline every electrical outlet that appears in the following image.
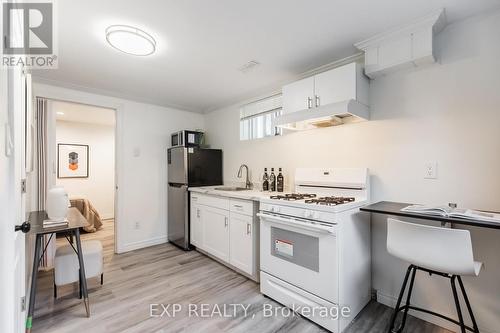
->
[134,221,140,229]
[424,162,438,179]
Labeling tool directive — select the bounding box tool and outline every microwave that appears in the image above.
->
[171,130,204,147]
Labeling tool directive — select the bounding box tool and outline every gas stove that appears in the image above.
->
[258,168,371,333]
[260,168,370,221]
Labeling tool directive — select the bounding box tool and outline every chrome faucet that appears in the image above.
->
[237,164,252,189]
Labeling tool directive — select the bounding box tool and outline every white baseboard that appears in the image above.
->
[100,213,114,220]
[117,235,167,253]
[377,291,492,333]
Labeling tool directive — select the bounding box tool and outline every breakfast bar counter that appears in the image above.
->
[360,201,500,230]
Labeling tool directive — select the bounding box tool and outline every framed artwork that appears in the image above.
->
[57,144,89,178]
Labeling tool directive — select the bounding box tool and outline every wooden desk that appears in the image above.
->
[360,201,500,230]
[26,208,90,333]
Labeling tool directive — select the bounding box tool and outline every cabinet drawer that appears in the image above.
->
[230,199,254,216]
[193,193,230,210]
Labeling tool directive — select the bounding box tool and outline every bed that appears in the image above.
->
[69,198,103,232]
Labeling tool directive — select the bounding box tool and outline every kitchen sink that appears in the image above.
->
[214,186,248,191]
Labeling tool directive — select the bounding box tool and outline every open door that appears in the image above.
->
[0,66,29,332]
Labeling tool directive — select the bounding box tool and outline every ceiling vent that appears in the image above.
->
[238,60,260,73]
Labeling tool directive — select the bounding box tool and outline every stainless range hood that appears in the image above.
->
[273,99,369,131]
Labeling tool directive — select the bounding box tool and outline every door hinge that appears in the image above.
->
[21,179,26,193]
[20,296,26,312]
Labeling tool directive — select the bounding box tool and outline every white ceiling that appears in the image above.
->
[53,100,115,126]
[33,0,500,113]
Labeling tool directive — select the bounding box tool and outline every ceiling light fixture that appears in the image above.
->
[56,111,64,115]
[105,25,156,56]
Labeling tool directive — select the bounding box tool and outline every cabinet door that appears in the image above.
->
[190,200,202,248]
[314,63,357,107]
[229,212,253,275]
[202,206,230,262]
[282,76,314,114]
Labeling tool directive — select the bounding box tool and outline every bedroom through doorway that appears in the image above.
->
[52,100,116,263]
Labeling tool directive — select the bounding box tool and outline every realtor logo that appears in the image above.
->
[2,1,57,68]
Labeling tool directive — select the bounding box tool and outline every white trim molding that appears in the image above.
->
[31,82,125,255]
[117,236,168,254]
[354,9,447,50]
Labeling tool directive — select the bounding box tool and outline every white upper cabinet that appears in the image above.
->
[282,62,369,114]
[282,76,315,114]
[314,62,368,107]
[355,9,446,78]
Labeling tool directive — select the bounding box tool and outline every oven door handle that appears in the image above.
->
[257,213,336,235]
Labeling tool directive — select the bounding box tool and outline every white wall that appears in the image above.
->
[32,82,205,253]
[56,120,115,219]
[204,11,500,333]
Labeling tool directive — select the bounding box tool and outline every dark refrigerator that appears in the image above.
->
[167,147,222,250]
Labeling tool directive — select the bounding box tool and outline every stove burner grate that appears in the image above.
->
[270,193,317,201]
[305,196,355,206]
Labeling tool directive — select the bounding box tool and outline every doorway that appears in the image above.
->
[51,100,116,255]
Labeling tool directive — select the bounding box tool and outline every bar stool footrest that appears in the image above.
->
[392,304,476,332]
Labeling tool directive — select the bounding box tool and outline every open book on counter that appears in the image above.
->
[401,205,500,223]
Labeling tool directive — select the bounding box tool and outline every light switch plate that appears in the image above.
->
[424,162,438,179]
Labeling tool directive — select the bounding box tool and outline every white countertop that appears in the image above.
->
[188,186,278,201]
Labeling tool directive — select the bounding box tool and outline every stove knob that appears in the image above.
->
[312,211,320,220]
[275,206,281,213]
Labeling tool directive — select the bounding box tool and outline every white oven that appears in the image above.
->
[258,168,371,333]
[258,212,338,304]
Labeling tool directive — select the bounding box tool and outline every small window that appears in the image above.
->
[240,94,282,141]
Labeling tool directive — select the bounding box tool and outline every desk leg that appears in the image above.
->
[74,228,90,317]
[26,235,42,333]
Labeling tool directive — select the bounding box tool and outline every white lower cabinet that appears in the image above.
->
[229,212,253,275]
[190,193,258,280]
[202,206,230,262]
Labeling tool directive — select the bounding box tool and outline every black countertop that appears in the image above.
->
[360,201,500,230]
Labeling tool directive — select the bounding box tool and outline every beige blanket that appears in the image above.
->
[70,198,103,232]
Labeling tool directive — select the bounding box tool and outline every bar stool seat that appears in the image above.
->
[386,218,481,333]
[54,240,103,298]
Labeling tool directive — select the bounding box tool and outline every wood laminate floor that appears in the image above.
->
[32,220,452,333]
